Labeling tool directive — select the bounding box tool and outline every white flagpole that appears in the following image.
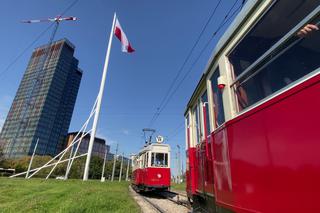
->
[26,138,39,178]
[83,13,117,181]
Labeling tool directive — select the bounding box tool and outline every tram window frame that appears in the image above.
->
[197,100,204,141]
[228,0,320,78]
[209,68,225,127]
[151,152,168,167]
[200,90,211,137]
[139,155,144,169]
[185,114,190,149]
[229,3,320,112]
[192,105,200,145]
[145,152,149,168]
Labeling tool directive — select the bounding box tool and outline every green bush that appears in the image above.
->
[0,154,132,180]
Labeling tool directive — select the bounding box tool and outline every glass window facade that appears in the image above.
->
[0,39,82,158]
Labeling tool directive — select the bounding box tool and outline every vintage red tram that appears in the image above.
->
[131,140,171,192]
[185,0,320,212]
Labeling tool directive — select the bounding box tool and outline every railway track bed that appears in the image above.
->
[129,186,191,213]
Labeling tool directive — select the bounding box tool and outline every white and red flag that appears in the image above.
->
[114,18,135,53]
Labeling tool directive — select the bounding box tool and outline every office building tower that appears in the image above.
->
[0,39,82,158]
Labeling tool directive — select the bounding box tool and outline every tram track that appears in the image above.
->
[140,194,167,213]
[130,186,191,213]
[156,190,191,209]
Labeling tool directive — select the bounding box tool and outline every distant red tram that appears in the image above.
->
[131,142,171,192]
[185,0,320,212]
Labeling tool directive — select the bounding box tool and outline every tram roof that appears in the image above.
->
[139,143,171,154]
[184,0,260,115]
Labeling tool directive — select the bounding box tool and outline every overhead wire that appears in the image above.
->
[148,0,223,127]
[0,24,54,79]
[166,122,184,141]
[149,1,242,128]
[0,0,80,80]
[156,4,242,119]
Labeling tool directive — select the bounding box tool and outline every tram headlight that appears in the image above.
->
[157,173,162,178]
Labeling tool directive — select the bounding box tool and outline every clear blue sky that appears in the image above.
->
[0,0,243,173]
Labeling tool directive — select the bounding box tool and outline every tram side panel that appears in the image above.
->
[186,147,197,196]
[212,75,320,212]
[196,141,215,196]
[204,137,215,196]
[132,168,139,186]
[195,144,204,194]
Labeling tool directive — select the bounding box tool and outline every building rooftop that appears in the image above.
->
[35,38,75,51]
[67,132,106,145]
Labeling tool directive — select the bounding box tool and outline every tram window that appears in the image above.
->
[210,69,225,127]
[140,155,143,168]
[197,101,203,139]
[229,0,320,77]
[145,153,149,167]
[145,153,148,167]
[193,104,202,144]
[151,153,168,167]
[201,91,211,135]
[186,115,190,131]
[235,17,320,110]
[186,115,190,148]
[192,107,198,144]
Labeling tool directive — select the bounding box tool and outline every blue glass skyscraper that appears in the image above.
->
[0,39,82,158]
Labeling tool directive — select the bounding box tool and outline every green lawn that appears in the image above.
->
[171,182,186,192]
[0,178,140,213]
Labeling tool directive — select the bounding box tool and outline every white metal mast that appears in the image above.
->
[83,13,117,181]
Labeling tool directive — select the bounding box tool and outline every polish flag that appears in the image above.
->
[114,18,135,53]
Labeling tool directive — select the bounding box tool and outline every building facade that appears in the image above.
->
[0,39,82,158]
[65,132,109,159]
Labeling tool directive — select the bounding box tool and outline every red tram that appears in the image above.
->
[131,136,171,192]
[185,0,320,212]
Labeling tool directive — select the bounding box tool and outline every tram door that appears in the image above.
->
[194,104,204,193]
[186,115,192,193]
[202,92,214,196]
[199,139,206,194]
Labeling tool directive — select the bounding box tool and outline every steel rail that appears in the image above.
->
[141,195,166,213]
[156,191,191,209]
[130,186,166,213]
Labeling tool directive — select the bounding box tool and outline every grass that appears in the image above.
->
[0,178,140,213]
[171,182,186,192]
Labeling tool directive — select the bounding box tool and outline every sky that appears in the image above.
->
[0,0,243,174]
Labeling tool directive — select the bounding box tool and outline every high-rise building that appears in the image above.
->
[65,132,109,159]
[0,39,82,158]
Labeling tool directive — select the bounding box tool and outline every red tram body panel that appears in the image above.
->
[184,0,320,212]
[133,168,170,189]
[212,75,320,212]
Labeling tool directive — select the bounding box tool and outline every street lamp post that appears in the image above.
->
[177,145,181,183]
